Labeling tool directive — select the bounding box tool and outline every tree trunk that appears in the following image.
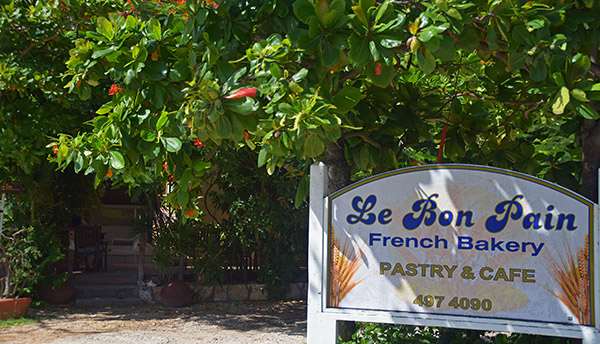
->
[324,141,351,195]
[581,119,600,203]
[324,141,355,341]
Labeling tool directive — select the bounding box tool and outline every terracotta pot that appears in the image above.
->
[0,298,32,320]
[39,279,74,304]
[160,280,193,307]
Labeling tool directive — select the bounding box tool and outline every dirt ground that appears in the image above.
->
[0,300,307,344]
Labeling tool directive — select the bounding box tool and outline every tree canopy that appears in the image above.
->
[14,0,600,209]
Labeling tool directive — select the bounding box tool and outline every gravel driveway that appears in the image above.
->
[0,300,307,344]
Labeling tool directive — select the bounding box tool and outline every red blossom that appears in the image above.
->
[224,87,257,99]
[193,138,204,148]
[374,62,382,76]
[52,145,59,154]
[108,84,123,95]
[202,0,218,8]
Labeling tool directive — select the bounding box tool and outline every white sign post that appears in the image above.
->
[307,163,600,343]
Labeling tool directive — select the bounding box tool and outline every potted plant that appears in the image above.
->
[0,226,42,319]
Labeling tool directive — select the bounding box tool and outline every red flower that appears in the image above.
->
[224,87,257,99]
[193,138,204,148]
[202,0,218,8]
[374,62,382,76]
[52,145,59,154]
[108,84,123,95]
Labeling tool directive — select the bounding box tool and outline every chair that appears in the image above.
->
[67,225,106,273]
[106,235,140,270]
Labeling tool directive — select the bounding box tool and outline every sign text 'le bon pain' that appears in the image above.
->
[327,165,594,327]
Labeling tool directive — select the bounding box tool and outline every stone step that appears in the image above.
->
[74,284,138,298]
[75,296,142,307]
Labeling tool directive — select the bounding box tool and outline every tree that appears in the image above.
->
[0,0,122,219]
[53,0,600,212]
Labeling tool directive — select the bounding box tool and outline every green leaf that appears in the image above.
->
[124,69,136,85]
[224,97,257,115]
[194,160,210,172]
[366,62,396,87]
[154,86,168,108]
[144,61,168,80]
[97,17,114,40]
[416,49,436,75]
[456,28,479,51]
[147,18,162,40]
[292,68,308,81]
[322,41,338,67]
[97,103,114,115]
[156,112,168,130]
[333,86,362,113]
[79,84,91,100]
[140,130,156,142]
[352,5,368,27]
[552,86,570,114]
[348,34,370,66]
[446,8,462,20]
[215,114,232,138]
[162,137,182,152]
[512,24,533,46]
[177,189,189,208]
[293,0,315,24]
[575,102,599,119]
[508,51,528,71]
[258,146,268,167]
[374,0,389,24]
[180,169,193,190]
[417,26,446,43]
[530,59,548,82]
[270,63,281,79]
[295,174,309,208]
[109,151,125,169]
[304,134,324,157]
[169,61,190,82]
[571,88,588,102]
[74,154,84,173]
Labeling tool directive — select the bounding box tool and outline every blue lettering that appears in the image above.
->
[456,211,474,227]
[439,211,453,226]
[457,236,473,249]
[347,195,377,225]
[556,214,577,231]
[485,195,524,233]
[378,208,392,224]
[523,213,542,230]
[402,194,439,230]
[369,233,381,246]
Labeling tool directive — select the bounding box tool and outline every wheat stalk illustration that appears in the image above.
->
[329,226,364,307]
[548,235,590,325]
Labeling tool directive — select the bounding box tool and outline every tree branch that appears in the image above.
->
[18,30,62,60]
[343,130,382,149]
[451,92,544,107]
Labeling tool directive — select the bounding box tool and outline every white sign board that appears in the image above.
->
[307,164,600,343]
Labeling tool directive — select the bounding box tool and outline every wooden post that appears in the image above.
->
[307,162,337,344]
[138,234,145,283]
[68,229,75,275]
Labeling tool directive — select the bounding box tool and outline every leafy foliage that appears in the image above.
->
[0,227,42,298]
[210,147,308,298]
[52,0,600,210]
[340,323,579,344]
